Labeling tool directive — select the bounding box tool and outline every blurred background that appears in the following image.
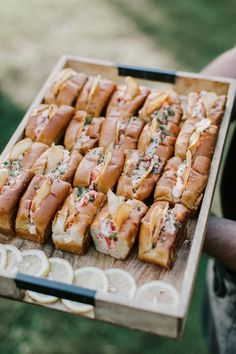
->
[0,0,235,353]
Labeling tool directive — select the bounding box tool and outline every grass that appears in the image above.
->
[1,0,236,352]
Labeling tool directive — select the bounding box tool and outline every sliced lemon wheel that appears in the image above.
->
[19,250,50,277]
[28,257,74,304]
[105,268,137,298]
[135,280,179,308]
[4,244,23,274]
[62,266,108,314]
[0,244,7,269]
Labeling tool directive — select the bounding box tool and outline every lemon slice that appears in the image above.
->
[105,268,137,298]
[28,258,74,304]
[0,245,7,269]
[4,244,23,274]
[135,281,179,308]
[62,266,108,314]
[19,250,50,277]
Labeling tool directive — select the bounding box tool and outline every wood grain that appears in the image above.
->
[0,56,235,338]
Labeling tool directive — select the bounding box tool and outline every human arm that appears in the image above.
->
[203,216,236,272]
[202,47,236,79]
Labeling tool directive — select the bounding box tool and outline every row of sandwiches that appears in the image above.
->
[0,69,227,268]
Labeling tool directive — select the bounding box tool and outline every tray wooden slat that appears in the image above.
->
[0,56,235,338]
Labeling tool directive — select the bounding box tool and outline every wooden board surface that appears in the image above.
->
[0,56,235,338]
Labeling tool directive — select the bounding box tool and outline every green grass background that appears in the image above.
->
[0,0,235,353]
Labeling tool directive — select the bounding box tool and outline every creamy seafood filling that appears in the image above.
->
[150,105,176,124]
[47,150,70,179]
[1,160,21,176]
[172,162,187,199]
[89,151,105,188]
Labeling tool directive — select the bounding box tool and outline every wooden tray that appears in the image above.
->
[0,56,235,338]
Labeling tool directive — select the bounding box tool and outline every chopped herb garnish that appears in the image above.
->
[77,186,88,198]
[109,233,118,241]
[89,196,95,202]
[167,107,175,116]
[85,117,91,125]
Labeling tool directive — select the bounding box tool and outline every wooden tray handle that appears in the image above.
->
[118,63,176,83]
[15,273,96,305]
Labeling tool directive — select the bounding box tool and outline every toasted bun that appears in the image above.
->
[64,111,104,154]
[56,73,87,106]
[0,170,34,235]
[99,115,118,149]
[106,85,149,119]
[116,173,158,201]
[91,198,147,259]
[37,105,75,145]
[139,90,183,124]
[52,189,106,254]
[96,147,124,193]
[25,105,75,145]
[194,124,218,160]
[16,176,71,243]
[138,202,189,268]
[76,77,116,117]
[21,142,48,169]
[73,147,103,187]
[44,71,87,106]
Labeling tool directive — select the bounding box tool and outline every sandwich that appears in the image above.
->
[15,175,70,243]
[106,76,149,119]
[64,110,105,154]
[139,90,183,124]
[52,187,106,254]
[31,144,82,183]
[2,138,48,171]
[44,68,88,106]
[0,168,34,235]
[116,149,165,201]
[73,145,124,193]
[75,75,116,117]
[154,151,211,211]
[187,90,227,124]
[99,115,145,151]
[90,190,147,259]
[138,118,179,159]
[25,104,75,145]
[138,201,189,268]
[175,117,218,161]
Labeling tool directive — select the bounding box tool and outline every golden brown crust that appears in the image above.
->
[139,90,183,124]
[31,146,82,183]
[99,116,145,151]
[106,85,150,119]
[138,121,179,151]
[154,155,211,210]
[15,176,71,243]
[25,104,75,145]
[175,118,219,160]
[20,142,48,169]
[187,91,227,124]
[0,170,34,235]
[64,110,104,154]
[75,76,116,117]
[91,198,147,259]
[138,201,189,268]
[73,146,124,193]
[52,188,106,254]
[181,156,211,210]
[116,150,164,201]
[44,70,87,106]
